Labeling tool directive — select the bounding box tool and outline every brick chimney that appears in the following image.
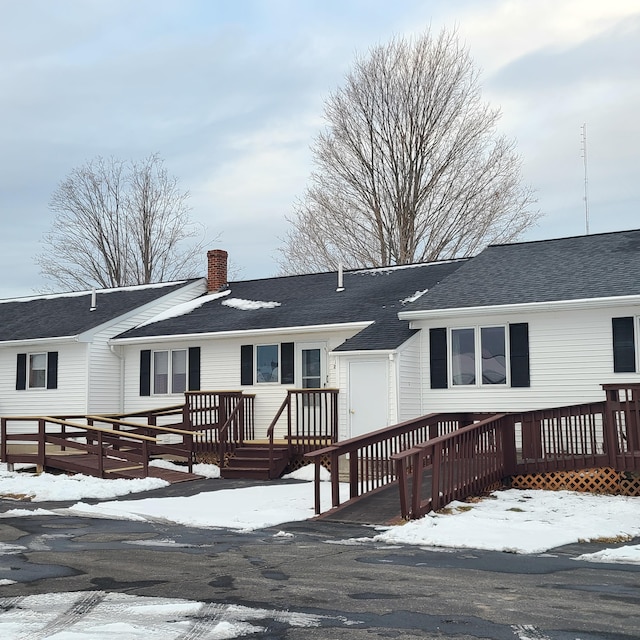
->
[207,249,228,292]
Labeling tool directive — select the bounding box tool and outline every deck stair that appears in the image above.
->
[221,445,290,480]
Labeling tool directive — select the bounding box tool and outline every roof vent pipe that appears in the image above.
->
[90,288,97,312]
[336,264,345,292]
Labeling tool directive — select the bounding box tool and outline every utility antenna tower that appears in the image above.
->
[581,123,590,234]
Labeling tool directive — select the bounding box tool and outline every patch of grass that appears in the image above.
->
[507,507,525,512]
[580,534,633,544]
[0,493,32,501]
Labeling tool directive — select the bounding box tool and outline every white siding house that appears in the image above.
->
[0,280,206,418]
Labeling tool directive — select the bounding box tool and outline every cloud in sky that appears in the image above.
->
[0,0,638,296]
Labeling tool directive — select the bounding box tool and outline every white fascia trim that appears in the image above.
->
[109,321,373,346]
[399,294,640,322]
[79,278,207,341]
[332,348,396,356]
[0,335,80,348]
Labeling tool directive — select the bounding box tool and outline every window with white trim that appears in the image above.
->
[450,326,507,386]
[256,344,279,383]
[153,349,187,394]
[29,353,47,389]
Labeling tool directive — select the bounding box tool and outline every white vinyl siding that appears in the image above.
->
[416,304,640,413]
[122,328,359,439]
[397,333,422,421]
[0,342,88,416]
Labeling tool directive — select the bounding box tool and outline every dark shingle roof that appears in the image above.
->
[405,229,640,312]
[0,281,196,342]
[118,261,466,351]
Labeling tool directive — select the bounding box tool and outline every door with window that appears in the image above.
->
[296,343,326,413]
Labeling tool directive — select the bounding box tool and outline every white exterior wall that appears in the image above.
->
[121,327,361,438]
[396,332,422,421]
[88,281,206,415]
[414,303,640,413]
[0,341,89,416]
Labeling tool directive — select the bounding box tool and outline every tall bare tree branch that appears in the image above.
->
[278,29,539,274]
[36,154,210,290]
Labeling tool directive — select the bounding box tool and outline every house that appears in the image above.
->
[110,250,465,439]
[0,279,206,417]
[399,229,640,413]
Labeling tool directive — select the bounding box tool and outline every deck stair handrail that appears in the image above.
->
[266,389,339,476]
[305,412,481,515]
[216,395,247,466]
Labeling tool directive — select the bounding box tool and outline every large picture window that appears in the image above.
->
[431,323,529,389]
[450,326,507,387]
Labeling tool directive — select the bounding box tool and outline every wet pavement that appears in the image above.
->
[0,480,639,639]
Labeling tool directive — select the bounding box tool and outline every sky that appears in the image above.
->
[1,0,639,297]
[1,461,639,637]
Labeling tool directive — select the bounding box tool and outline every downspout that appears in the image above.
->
[110,344,125,414]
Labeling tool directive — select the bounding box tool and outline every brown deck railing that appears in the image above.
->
[266,389,339,475]
[602,384,640,471]
[393,413,514,518]
[305,412,481,515]
[515,402,608,474]
[0,415,157,478]
[183,391,255,456]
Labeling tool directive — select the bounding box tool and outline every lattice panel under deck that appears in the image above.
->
[286,455,331,475]
[510,467,640,496]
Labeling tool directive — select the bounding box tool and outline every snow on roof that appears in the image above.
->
[353,259,465,276]
[137,289,231,327]
[401,289,428,304]
[0,280,189,305]
[221,297,281,310]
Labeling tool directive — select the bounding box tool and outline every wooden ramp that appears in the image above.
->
[44,453,203,483]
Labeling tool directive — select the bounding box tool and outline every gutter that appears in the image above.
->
[399,294,640,322]
[109,321,373,346]
[0,335,80,347]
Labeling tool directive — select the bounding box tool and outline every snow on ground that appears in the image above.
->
[0,465,169,502]
[149,459,221,479]
[373,489,640,559]
[0,591,351,639]
[0,463,639,561]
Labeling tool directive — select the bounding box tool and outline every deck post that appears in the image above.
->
[37,418,46,472]
[0,418,6,462]
[314,459,322,515]
[331,450,341,508]
[500,415,518,476]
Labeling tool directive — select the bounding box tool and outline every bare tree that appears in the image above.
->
[278,29,539,273]
[37,154,209,290]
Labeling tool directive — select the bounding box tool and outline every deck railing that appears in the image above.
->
[183,391,255,456]
[266,389,339,474]
[393,413,514,518]
[602,384,640,471]
[305,412,481,515]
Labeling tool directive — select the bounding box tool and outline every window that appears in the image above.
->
[451,326,506,386]
[139,348,200,396]
[256,344,279,383]
[29,353,47,388]
[16,352,58,391]
[240,343,295,386]
[153,349,187,394]
[301,348,322,389]
[430,324,528,389]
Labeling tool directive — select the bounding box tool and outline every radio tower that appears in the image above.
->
[581,123,590,235]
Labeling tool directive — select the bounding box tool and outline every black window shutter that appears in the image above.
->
[612,317,636,373]
[281,342,294,384]
[140,349,151,396]
[429,328,448,389]
[240,345,253,385]
[16,353,26,391]
[46,352,58,389]
[188,347,201,390]
[509,323,530,387]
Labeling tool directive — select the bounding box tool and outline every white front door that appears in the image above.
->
[349,359,389,438]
